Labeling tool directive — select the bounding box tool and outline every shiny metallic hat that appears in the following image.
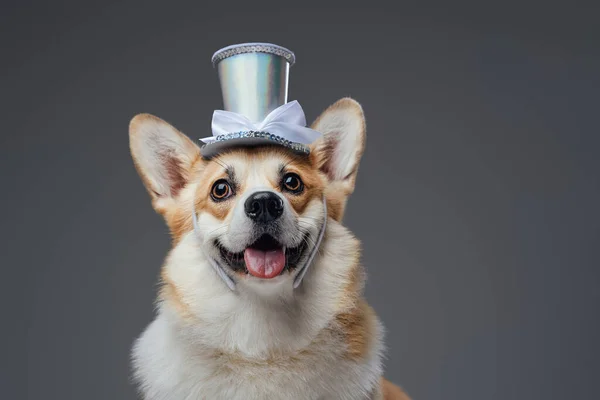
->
[200,43,322,159]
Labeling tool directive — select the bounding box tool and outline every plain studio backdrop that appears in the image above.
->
[2,1,599,399]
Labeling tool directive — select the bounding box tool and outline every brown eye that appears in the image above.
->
[282,173,303,194]
[211,180,233,201]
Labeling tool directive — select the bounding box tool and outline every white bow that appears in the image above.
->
[201,100,322,144]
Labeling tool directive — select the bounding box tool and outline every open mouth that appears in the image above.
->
[216,234,309,279]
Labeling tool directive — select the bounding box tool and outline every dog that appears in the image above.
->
[129,97,411,400]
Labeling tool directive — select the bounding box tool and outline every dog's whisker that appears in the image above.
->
[206,224,229,236]
[298,221,319,232]
[298,219,318,227]
[295,225,316,241]
[280,158,296,171]
[298,216,324,222]
[302,234,318,249]
[212,157,231,171]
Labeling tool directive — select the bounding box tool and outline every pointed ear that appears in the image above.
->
[129,114,200,211]
[311,97,366,195]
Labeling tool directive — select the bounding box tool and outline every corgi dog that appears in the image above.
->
[129,97,411,400]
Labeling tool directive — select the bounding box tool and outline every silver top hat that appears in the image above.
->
[200,43,321,159]
[213,43,294,123]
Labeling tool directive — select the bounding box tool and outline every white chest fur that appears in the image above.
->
[131,224,384,400]
[132,310,383,400]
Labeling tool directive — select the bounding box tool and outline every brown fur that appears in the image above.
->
[382,378,411,400]
[329,241,375,362]
[159,268,195,322]
[164,205,194,246]
[337,262,365,308]
[280,161,326,215]
[335,300,376,361]
[193,160,234,221]
[324,182,350,221]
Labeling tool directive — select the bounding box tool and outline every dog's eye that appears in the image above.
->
[282,173,304,194]
[211,180,233,201]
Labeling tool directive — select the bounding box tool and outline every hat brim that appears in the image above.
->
[200,138,310,159]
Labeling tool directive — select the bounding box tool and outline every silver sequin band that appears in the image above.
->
[211,43,295,66]
[201,131,310,155]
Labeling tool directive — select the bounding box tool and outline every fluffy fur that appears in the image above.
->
[129,98,411,400]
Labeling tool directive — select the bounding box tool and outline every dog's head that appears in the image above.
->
[129,98,365,295]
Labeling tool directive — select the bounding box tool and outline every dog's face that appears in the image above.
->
[193,148,326,284]
[129,98,365,294]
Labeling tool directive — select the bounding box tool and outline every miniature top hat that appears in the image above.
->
[199,43,322,159]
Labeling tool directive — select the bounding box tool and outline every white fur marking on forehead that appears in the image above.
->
[221,152,288,188]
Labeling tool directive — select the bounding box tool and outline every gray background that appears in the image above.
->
[3,1,599,399]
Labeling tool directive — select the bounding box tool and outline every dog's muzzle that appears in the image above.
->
[191,196,327,291]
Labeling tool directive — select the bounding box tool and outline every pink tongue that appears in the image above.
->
[244,247,286,279]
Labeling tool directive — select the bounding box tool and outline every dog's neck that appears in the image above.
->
[158,219,363,359]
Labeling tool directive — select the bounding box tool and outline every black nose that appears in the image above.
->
[244,191,284,223]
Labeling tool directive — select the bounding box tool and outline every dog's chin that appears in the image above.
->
[214,233,309,281]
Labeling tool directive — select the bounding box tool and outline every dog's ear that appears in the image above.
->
[311,97,366,195]
[129,114,200,212]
